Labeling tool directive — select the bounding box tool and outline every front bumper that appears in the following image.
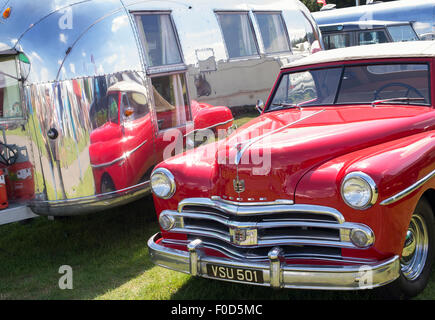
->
[148,233,400,290]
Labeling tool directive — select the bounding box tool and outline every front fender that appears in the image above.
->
[295,131,435,259]
[191,101,233,131]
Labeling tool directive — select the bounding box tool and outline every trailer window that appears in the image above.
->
[217,12,259,59]
[254,12,290,54]
[387,25,419,42]
[323,33,351,49]
[0,56,23,118]
[151,74,190,130]
[135,14,183,67]
[358,30,388,46]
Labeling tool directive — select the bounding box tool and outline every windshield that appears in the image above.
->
[268,63,430,111]
[0,56,23,118]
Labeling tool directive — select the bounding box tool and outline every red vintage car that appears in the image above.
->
[89,80,233,194]
[147,41,435,299]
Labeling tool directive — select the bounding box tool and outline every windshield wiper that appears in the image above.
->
[371,97,425,107]
[270,102,302,110]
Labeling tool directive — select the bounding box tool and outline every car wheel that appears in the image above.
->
[380,198,435,299]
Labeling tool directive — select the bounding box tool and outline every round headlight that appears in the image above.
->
[151,168,176,199]
[341,172,378,210]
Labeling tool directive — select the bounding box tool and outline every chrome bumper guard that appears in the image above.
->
[148,233,400,290]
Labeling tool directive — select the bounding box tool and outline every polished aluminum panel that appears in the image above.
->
[0,0,320,215]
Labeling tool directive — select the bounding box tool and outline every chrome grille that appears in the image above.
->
[163,197,373,259]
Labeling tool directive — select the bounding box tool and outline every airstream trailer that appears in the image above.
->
[0,0,321,224]
[313,0,435,40]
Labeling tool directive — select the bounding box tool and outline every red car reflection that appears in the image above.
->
[89,81,233,194]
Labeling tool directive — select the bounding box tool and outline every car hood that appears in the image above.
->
[212,105,435,201]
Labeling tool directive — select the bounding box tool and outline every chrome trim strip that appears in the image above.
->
[90,139,148,169]
[162,238,346,262]
[170,227,365,249]
[380,168,435,206]
[178,197,344,223]
[148,234,400,290]
[29,180,150,216]
[235,109,326,165]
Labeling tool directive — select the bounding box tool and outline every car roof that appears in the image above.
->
[319,20,410,32]
[107,81,148,95]
[283,40,435,69]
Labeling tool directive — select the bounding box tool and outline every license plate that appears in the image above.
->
[206,264,264,283]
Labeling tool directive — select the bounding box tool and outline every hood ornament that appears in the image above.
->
[233,142,245,193]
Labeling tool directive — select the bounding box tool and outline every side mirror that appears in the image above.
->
[124,107,134,118]
[256,99,265,114]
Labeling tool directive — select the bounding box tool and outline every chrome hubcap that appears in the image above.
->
[400,214,429,280]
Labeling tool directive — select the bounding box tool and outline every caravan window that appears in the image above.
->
[0,56,23,118]
[134,12,191,131]
[216,12,259,59]
[254,12,290,54]
[323,33,351,49]
[135,13,183,68]
[358,30,388,46]
[387,25,419,42]
[151,74,190,130]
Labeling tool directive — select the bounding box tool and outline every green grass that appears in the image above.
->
[233,111,259,129]
[1,196,435,300]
